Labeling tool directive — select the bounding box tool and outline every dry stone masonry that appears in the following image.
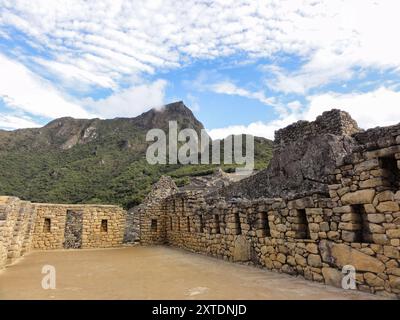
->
[0,197,126,268]
[138,110,400,299]
[1,108,399,299]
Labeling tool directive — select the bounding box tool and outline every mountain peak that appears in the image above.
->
[153,100,192,115]
[133,101,203,132]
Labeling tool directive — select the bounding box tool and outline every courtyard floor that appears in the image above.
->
[0,246,385,300]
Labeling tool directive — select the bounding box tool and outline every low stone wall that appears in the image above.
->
[32,203,126,250]
[144,192,398,298]
[0,197,126,269]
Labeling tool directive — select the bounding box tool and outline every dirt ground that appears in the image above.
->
[0,246,385,300]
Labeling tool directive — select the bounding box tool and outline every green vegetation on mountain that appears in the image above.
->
[0,102,273,209]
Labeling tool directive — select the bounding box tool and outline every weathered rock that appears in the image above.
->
[341,190,375,205]
[364,273,385,287]
[319,241,385,273]
[277,253,286,264]
[322,267,343,288]
[387,229,400,239]
[384,246,399,259]
[233,235,252,262]
[376,201,400,213]
[354,159,379,174]
[389,276,400,290]
[308,254,322,268]
[367,214,385,224]
[359,178,384,189]
[372,234,390,245]
[306,243,319,254]
[295,254,307,267]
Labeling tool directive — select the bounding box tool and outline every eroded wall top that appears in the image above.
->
[275,109,361,146]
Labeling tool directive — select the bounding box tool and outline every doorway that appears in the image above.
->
[64,210,83,249]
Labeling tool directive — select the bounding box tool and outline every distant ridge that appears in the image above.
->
[0,101,273,208]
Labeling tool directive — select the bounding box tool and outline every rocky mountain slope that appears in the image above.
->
[0,101,273,208]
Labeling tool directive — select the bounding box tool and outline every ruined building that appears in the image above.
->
[0,199,125,268]
[1,109,400,298]
[136,110,400,298]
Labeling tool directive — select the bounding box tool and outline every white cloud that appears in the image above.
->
[33,57,118,90]
[1,0,400,134]
[211,81,276,106]
[264,50,356,94]
[84,79,167,118]
[0,114,40,130]
[207,87,400,140]
[0,53,92,119]
[305,87,400,129]
[186,93,200,112]
[207,112,300,140]
[1,0,400,90]
[263,1,400,94]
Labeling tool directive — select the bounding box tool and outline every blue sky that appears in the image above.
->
[1,0,400,139]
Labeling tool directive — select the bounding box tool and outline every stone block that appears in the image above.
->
[339,222,361,231]
[364,204,376,214]
[387,229,400,239]
[322,267,343,288]
[364,273,385,287]
[333,206,352,214]
[306,243,319,254]
[277,253,286,264]
[319,241,385,273]
[377,191,395,202]
[308,254,322,268]
[341,231,358,242]
[389,276,400,290]
[341,189,375,205]
[341,213,361,222]
[359,178,384,189]
[295,254,307,267]
[384,246,399,259]
[377,201,400,213]
[354,159,380,173]
[367,214,385,224]
[372,234,390,245]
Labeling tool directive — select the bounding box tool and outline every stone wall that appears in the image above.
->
[124,176,177,246]
[275,109,360,146]
[0,196,36,268]
[218,110,359,200]
[139,111,400,299]
[0,197,126,269]
[32,203,126,250]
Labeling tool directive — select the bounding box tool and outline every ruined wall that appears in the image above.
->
[32,204,125,249]
[123,206,141,244]
[140,190,399,298]
[0,196,37,267]
[139,112,400,299]
[124,175,177,246]
[274,109,360,146]
[0,198,126,269]
[219,109,359,200]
